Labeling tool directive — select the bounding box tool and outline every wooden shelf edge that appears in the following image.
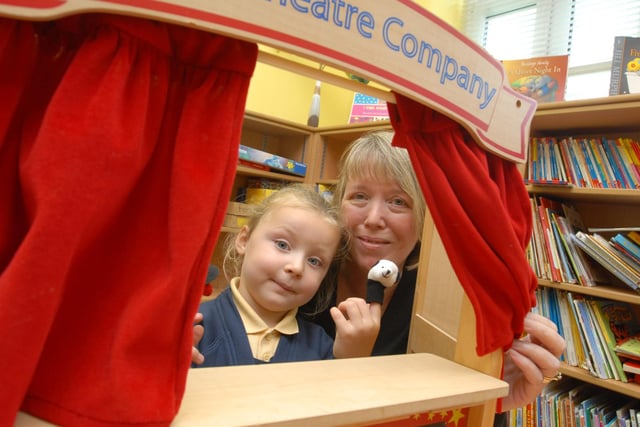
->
[538,280,640,304]
[235,165,306,182]
[560,363,640,398]
[526,185,640,204]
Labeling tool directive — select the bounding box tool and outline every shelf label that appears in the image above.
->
[0,0,536,162]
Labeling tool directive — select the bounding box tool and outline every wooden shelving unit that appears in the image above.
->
[528,94,640,402]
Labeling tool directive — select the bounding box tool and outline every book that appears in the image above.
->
[592,233,640,284]
[554,214,595,286]
[615,398,640,427]
[238,145,307,177]
[604,137,633,189]
[616,138,640,188]
[610,233,640,269]
[238,158,270,172]
[555,290,582,367]
[573,231,640,292]
[616,336,640,361]
[609,36,640,95]
[537,197,565,282]
[588,299,628,382]
[596,300,640,346]
[623,359,640,375]
[572,296,612,379]
[502,54,569,102]
[528,196,551,280]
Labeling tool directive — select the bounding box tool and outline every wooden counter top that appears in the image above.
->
[172,353,508,427]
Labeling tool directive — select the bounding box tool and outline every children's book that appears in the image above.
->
[502,54,569,103]
[616,336,640,361]
[572,296,612,379]
[611,233,640,266]
[573,231,640,293]
[596,299,640,345]
[589,299,628,382]
[609,36,640,95]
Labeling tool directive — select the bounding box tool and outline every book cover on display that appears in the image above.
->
[609,36,640,95]
[502,54,569,103]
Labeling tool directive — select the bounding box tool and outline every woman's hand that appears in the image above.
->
[501,312,566,411]
[330,297,382,358]
[191,312,205,365]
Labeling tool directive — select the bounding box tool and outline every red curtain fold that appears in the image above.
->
[0,15,257,427]
[388,94,537,356]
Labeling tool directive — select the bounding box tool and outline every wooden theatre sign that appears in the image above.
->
[0,0,536,162]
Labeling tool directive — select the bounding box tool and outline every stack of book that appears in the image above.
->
[526,136,640,188]
[572,230,640,293]
[529,376,640,426]
[528,196,607,287]
[534,288,640,384]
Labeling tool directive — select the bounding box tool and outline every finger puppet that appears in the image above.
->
[366,259,400,304]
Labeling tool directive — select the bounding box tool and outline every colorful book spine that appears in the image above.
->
[588,138,611,188]
[581,137,604,188]
[557,137,577,185]
[564,138,586,187]
[602,137,629,188]
[572,296,612,379]
[594,138,619,188]
[527,137,538,183]
[572,137,594,188]
[611,233,640,265]
[618,138,640,187]
[588,299,628,382]
[623,138,640,185]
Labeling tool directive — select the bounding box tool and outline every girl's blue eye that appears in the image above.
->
[275,240,289,250]
[308,257,322,267]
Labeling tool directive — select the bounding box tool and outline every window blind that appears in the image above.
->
[461,0,640,99]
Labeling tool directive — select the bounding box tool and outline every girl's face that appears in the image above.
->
[341,176,418,273]
[235,206,340,323]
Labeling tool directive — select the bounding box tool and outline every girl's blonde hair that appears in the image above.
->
[222,183,350,313]
[332,130,425,269]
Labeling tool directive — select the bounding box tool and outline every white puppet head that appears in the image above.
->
[367,259,400,288]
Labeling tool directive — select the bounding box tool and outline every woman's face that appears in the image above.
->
[340,175,419,274]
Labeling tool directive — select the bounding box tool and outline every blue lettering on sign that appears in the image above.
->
[264,0,497,110]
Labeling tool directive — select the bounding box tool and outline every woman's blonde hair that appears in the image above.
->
[332,130,425,269]
[222,183,350,312]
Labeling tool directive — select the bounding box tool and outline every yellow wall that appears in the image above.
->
[244,1,463,127]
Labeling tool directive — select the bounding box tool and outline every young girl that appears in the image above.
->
[193,184,350,366]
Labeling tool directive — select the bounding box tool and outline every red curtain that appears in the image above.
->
[388,94,537,356]
[0,15,257,426]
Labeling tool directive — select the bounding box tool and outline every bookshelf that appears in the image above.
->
[227,111,311,218]
[526,94,640,409]
[307,120,392,185]
[208,112,312,297]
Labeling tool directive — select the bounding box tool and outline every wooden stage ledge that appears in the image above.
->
[16,353,508,427]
